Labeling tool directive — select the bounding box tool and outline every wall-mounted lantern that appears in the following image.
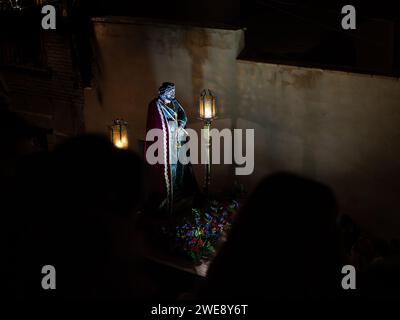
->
[110,119,129,150]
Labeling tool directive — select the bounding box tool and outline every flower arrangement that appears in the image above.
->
[172,200,239,263]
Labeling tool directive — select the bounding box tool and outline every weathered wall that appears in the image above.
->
[85,18,400,238]
[236,63,400,239]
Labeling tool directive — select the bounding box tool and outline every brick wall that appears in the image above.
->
[3,29,84,148]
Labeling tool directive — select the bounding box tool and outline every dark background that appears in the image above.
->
[1,0,399,76]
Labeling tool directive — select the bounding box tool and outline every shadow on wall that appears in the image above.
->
[182,27,209,121]
[237,65,400,238]
[296,69,323,177]
[238,66,323,178]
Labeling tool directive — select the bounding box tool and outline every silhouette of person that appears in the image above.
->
[199,172,342,299]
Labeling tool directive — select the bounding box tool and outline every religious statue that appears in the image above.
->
[144,82,198,214]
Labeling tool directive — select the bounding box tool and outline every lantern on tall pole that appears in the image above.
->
[199,89,216,195]
[109,119,129,150]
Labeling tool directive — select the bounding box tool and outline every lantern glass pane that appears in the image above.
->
[199,96,205,119]
[110,121,128,149]
[199,89,216,120]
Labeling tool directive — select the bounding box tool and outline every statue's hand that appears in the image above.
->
[178,126,188,142]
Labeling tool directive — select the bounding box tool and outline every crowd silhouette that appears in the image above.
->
[2,91,400,300]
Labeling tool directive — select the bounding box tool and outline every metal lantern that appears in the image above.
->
[110,119,129,150]
[199,89,216,122]
[199,89,217,195]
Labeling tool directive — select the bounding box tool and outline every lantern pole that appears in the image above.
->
[204,119,211,195]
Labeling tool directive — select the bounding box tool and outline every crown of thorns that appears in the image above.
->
[159,82,175,95]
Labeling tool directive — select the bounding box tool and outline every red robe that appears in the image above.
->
[144,98,173,213]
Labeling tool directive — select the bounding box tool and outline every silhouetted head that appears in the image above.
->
[203,172,341,298]
[49,134,143,214]
[36,134,145,298]
[231,172,337,246]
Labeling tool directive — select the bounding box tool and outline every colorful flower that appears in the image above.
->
[166,200,239,262]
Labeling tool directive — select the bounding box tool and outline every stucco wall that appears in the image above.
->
[236,63,400,238]
[85,17,400,238]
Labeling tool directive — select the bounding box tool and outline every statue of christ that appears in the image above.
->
[144,82,198,214]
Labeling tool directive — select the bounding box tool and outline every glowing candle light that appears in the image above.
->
[199,89,216,121]
[110,119,129,150]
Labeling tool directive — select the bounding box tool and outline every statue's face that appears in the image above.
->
[161,87,175,103]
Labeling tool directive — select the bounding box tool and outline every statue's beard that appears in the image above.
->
[161,96,176,104]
